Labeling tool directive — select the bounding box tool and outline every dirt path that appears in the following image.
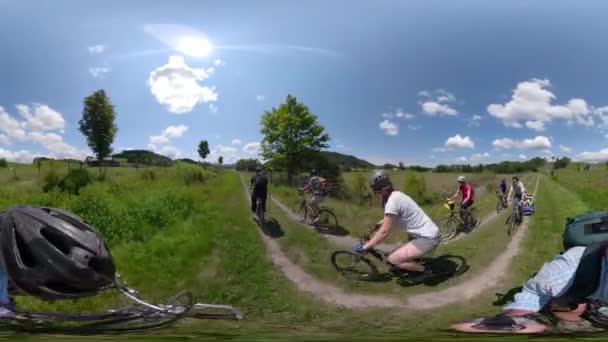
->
[241,173,541,309]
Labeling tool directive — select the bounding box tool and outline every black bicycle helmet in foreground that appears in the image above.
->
[0,205,242,334]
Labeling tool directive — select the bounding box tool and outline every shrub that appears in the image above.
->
[58,169,92,195]
[404,172,431,205]
[140,169,156,181]
[0,159,7,168]
[42,169,60,192]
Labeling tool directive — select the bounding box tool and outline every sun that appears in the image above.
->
[176,36,213,57]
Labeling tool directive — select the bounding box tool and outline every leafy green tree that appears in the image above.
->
[198,140,210,162]
[553,157,571,170]
[260,95,330,183]
[78,90,118,177]
[0,158,7,168]
[398,162,405,170]
[218,156,223,166]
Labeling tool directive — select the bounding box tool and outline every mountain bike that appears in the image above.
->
[506,198,523,235]
[255,196,265,228]
[436,201,479,242]
[296,191,338,234]
[496,191,508,213]
[330,226,468,286]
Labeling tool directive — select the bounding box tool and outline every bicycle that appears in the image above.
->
[296,191,338,234]
[436,201,479,242]
[496,191,508,214]
[506,198,523,235]
[330,226,468,286]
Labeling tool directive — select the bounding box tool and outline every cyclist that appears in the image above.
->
[250,167,268,216]
[354,170,439,275]
[298,169,328,223]
[507,176,526,217]
[497,179,508,207]
[446,175,475,227]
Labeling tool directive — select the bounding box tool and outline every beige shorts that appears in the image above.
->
[409,236,440,255]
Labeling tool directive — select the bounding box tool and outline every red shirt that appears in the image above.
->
[460,183,474,202]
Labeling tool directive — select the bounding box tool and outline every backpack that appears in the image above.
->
[521,203,534,216]
[563,211,608,250]
[254,173,268,189]
[318,177,328,195]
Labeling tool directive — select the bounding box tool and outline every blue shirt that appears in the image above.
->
[504,246,608,312]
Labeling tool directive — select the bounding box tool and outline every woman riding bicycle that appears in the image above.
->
[354,170,440,275]
[446,175,475,226]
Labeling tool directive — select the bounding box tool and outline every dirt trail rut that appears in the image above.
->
[242,174,540,309]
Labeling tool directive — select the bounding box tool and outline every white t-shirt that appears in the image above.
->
[384,191,439,239]
[512,181,526,195]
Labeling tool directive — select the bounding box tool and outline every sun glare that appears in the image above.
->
[176,36,213,57]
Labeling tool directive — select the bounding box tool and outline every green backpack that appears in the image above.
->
[563,211,608,250]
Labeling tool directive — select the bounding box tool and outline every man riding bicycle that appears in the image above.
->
[250,167,268,216]
[354,170,440,276]
[298,169,327,224]
[507,176,526,217]
[447,175,475,227]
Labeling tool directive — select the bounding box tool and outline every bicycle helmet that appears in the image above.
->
[310,169,318,176]
[457,175,466,182]
[0,205,116,300]
[368,170,393,192]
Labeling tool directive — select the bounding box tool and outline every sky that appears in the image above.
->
[2,0,608,166]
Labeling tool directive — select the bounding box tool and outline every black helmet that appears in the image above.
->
[368,170,393,192]
[310,169,318,176]
[255,166,262,173]
[0,205,116,300]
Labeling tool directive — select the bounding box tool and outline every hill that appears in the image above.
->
[319,151,376,170]
[112,150,173,166]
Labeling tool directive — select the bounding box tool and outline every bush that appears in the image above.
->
[404,172,431,205]
[0,159,7,168]
[174,162,210,185]
[140,169,156,181]
[58,169,92,195]
[42,169,61,192]
[348,173,372,206]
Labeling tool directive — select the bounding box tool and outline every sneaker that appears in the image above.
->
[312,216,320,224]
[0,307,14,318]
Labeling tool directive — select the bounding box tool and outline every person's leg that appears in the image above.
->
[261,193,267,212]
[387,238,438,272]
[250,192,257,213]
[310,195,321,218]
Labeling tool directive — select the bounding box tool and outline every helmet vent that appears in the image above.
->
[14,230,36,268]
[40,227,72,255]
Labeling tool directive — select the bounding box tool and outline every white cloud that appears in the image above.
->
[473,115,483,121]
[419,90,458,116]
[560,145,572,154]
[89,67,111,78]
[468,115,483,127]
[519,154,528,160]
[444,134,475,149]
[0,105,85,159]
[256,95,265,101]
[0,148,39,163]
[149,135,170,145]
[379,120,398,136]
[148,55,218,114]
[381,113,393,119]
[575,148,608,163]
[432,147,448,153]
[214,59,225,67]
[407,124,421,131]
[148,125,189,158]
[383,109,414,120]
[455,156,468,163]
[209,104,218,113]
[422,101,458,116]
[206,145,239,164]
[231,139,242,145]
[243,142,262,156]
[0,134,9,145]
[470,153,491,163]
[492,136,552,150]
[88,45,106,54]
[488,79,594,130]
[163,125,188,138]
[151,145,182,159]
[16,104,64,132]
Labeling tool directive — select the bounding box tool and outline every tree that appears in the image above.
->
[0,158,7,168]
[78,90,118,178]
[260,95,330,184]
[398,162,405,171]
[553,157,571,170]
[218,156,223,166]
[198,140,210,162]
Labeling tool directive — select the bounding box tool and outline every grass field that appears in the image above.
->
[1,163,608,340]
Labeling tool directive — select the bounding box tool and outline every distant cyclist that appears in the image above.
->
[250,167,268,216]
[497,179,508,207]
[507,176,526,216]
[447,175,475,226]
[298,169,328,223]
[355,170,439,276]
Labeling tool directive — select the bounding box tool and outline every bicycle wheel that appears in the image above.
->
[496,199,503,214]
[508,210,517,235]
[467,208,480,229]
[436,216,458,242]
[296,201,308,223]
[256,198,264,227]
[315,209,338,234]
[331,251,379,281]
[398,254,469,287]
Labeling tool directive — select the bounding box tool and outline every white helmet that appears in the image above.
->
[457,175,466,182]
